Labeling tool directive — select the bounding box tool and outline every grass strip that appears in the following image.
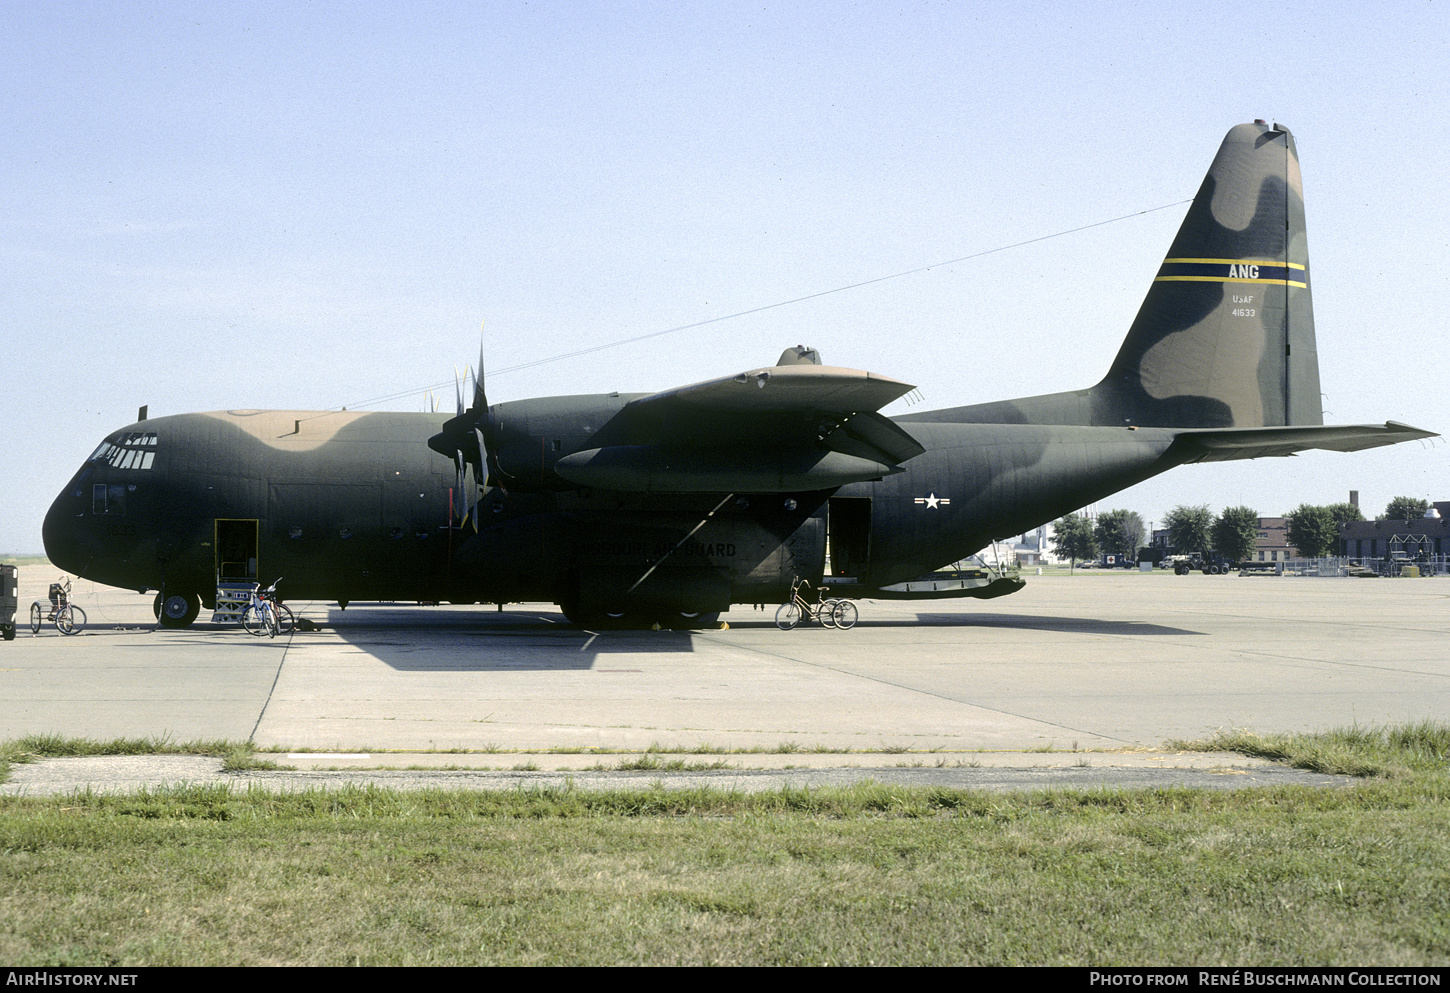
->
[2,724,1448,965]
[3,780,1449,966]
[1174,720,1450,779]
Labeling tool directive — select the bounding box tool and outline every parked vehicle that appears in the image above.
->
[1,565,16,641]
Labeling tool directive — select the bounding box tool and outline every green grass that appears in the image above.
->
[3,725,1450,965]
[1174,721,1450,779]
[0,554,51,567]
[0,735,242,782]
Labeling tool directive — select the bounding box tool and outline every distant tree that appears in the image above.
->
[1383,496,1429,521]
[1212,506,1259,563]
[1163,505,1213,555]
[1093,509,1145,562]
[1324,502,1365,527]
[1286,504,1337,558]
[1051,514,1098,571]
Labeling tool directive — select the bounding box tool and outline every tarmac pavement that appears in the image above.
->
[2,568,1444,791]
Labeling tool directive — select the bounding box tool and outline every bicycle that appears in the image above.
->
[775,577,856,630]
[241,579,294,638]
[30,577,86,636]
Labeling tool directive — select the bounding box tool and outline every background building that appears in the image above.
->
[1340,501,1450,560]
[1249,517,1299,563]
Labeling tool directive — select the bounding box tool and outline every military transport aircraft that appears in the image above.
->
[43,122,1435,629]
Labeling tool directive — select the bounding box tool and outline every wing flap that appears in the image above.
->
[825,410,927,465]
[555,446,899,493]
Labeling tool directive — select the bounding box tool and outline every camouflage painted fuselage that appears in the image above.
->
[41,123,1434,623]
[42,405,1187,612]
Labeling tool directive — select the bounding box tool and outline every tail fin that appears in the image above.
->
[1096,121,1322,428]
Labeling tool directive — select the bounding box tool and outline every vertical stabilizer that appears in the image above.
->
[1096,122,1322,428]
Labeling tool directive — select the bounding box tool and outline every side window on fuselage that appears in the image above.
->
[92,483,126,516]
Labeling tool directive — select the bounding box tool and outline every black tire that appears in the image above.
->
[2,623,14,641]
[57,605,84,635]
[775,602,802,630]
[832,601,858,630]
[157,592,201,629]
[557,601,628,630]
[667,611,720,630]
[30,602,42,634]
[241,605,267,637]
[275,604,295,635]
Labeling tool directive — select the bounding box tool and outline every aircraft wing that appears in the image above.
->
[555,363,927,493]
[1171,421,1438,462]
[634,363,914,415]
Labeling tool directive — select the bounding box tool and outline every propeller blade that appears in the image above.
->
[458,452,470,525]
[430,337,509,488]
[475,342,488,411]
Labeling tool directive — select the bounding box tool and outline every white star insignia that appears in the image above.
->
[914,493,950,509]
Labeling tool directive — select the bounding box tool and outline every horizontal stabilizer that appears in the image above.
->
[1172,421,1437,462]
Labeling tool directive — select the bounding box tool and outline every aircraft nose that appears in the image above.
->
[42,485,88,575]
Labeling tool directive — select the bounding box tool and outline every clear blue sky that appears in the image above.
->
[3,1,1446,554]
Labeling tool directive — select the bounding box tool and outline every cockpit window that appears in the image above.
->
[93,483,126,516]
[88,432,158,470]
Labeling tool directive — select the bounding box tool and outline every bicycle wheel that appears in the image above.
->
[818,599,838,629]
[775,601,802,630]
[274,604,295,635]
[56,606,77,635]
[832,600,858,630]
[241,605,267,636]
[266,604,278,638]
[30,603,42,635]
[65,605,86,634]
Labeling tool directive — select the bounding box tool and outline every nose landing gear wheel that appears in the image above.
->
[155,592,201,629]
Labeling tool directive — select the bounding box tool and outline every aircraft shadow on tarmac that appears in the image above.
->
[908,614,1207,636]
[318,607,698,671]
[310,606,1205,672]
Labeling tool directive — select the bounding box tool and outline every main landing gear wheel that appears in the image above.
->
[669,611,720,630]
[155,591,201,629]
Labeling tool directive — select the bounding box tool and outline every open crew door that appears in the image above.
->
[215,519,258,584]
[827,497,871,582]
